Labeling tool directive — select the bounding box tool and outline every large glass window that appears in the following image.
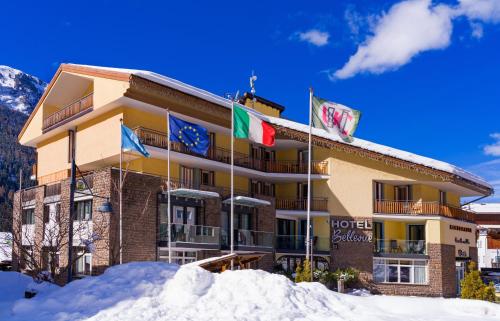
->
[373,258,428,284]
[22,208,35,225]
[74,200,92,221]
[75,252,92,276]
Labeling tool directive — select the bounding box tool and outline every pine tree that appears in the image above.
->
[461,262,496,302]
[295,260,312,283]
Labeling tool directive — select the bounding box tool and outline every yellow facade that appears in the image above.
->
[21,65,489,263]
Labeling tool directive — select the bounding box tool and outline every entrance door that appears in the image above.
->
[456,261,466,296]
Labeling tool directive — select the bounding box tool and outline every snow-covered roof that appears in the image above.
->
[467,203,500,214]
[65,64,492,191]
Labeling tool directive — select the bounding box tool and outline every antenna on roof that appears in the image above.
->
[250,70,257,98]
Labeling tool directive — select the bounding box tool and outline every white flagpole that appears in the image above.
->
[306,88,313,267]
[230,102,235,270]
[119,119,123,265]
[167,110,172,264]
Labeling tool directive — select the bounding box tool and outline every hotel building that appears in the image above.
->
[12,64,493,297]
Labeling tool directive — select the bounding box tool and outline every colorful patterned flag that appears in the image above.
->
[312,96,361,142]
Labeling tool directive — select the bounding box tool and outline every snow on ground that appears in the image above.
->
[1,262,500,321]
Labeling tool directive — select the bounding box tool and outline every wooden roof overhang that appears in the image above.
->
[126,75,231,128]
[195,253,266,272]
[274,125,493,196]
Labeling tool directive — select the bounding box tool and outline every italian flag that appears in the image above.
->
[233,103,275,147]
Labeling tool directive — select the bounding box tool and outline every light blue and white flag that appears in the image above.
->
[121,124,150,157]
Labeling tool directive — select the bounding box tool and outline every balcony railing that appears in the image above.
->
[374,200,476,223]
[276,198,328,211]
[374,239,427,255]
[134,127,328,175]
[45,183,61,197]
[43,93,94,130]
[276,235,329,252]
[22,188,37,202]
[221,229,274,248]
[159,223,220,245]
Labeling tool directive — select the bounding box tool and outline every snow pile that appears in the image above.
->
[0,272,32,318]
[2,262,500,321]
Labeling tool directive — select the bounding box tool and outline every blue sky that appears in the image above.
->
[2,0,499,201]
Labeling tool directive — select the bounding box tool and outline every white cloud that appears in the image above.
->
[484,133,500,156]
[333,0,500,79]
[296,29,330,47]
[470,22,484,39]
[458,0,500,23]
[334,0,453,79]
[468,159,500,202]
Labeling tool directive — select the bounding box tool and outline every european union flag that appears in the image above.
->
[169,115,210,156]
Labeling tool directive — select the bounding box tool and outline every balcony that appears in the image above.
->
[276,235,329,253]
[276,198,328,212]
[43,93,93,131]
[374,200,476,223]
[159,223,220,249]
[221,229,274,251]
[134,127,328,175]
[374,239,427,255]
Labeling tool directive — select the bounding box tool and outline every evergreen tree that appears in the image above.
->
[295,259,312,283]
[461,262,496,302]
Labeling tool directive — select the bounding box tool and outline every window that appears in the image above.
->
[373,258,428,284]
[251,180,275,197]
[74,200,92,221]
[55,203,61,223]
[44,250,60,272]
[22,246,34,270]
[297,183,308,199]
[375,182,384,201]
[43,205,50,224]
[74,252,92,276]
[439,191,447,205]
[22,208,35,225]
[180,166,194,187]
[395,185,412,202]
[200,170,214,186]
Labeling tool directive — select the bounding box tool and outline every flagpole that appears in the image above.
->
[119,119,123,265]
[306,88,313,269]
[230,101,235,270]
[167,110,172,264]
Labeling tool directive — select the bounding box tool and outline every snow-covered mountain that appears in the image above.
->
[0,65,46,114]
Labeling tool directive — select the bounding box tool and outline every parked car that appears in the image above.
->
[0,260,12,271]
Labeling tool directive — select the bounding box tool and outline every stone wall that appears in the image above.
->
[372,244,457,297]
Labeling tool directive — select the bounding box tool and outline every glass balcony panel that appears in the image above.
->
[159,223,220,245]
[374,239,426,255]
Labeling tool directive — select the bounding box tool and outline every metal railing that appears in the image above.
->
[374,239,427,255]
[159,223,220,245]
[374,200,476,223]
[134,127,329,175]
[221,229,274,248]
[276,198,328,211]
[276,235,330,251]
[42,93,94,130]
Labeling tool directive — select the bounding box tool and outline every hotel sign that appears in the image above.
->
[331,219,373,243]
